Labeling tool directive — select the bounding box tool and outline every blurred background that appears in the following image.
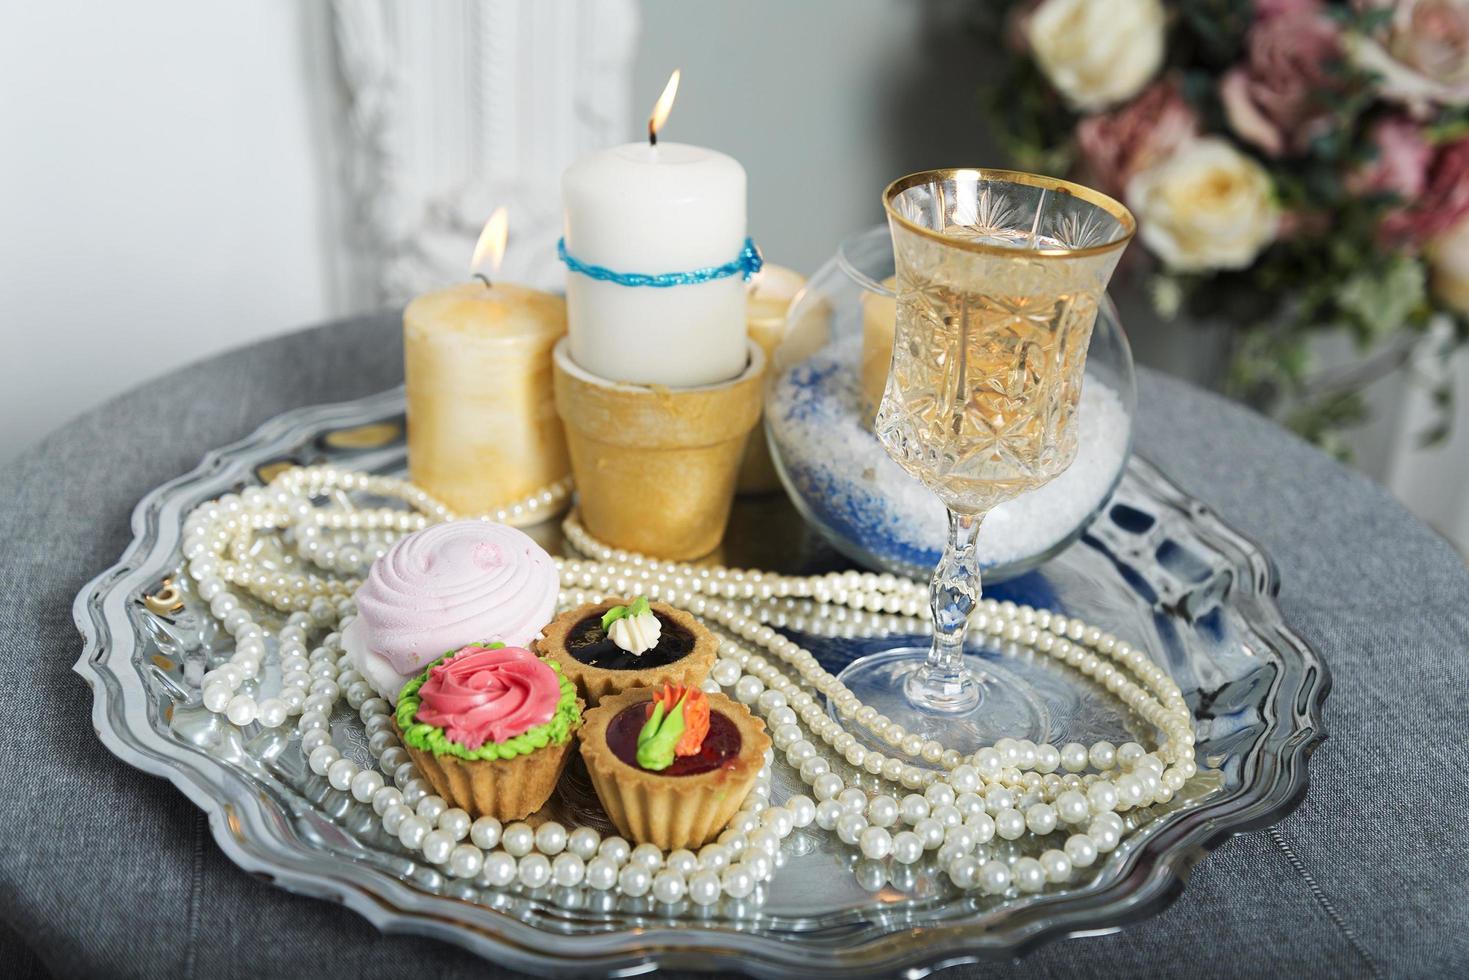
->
[3,0,1466,554]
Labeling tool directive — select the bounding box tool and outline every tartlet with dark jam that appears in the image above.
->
[578,685,770,850]
[536,598,717,706]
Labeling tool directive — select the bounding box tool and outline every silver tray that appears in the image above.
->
[74,387,1328,977]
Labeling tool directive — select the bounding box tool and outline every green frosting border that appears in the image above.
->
[395,645,579,761]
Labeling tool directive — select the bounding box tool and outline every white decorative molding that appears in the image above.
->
[328,0,639,303]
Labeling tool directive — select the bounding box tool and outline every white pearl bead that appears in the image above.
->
[1065,833,1098,867]
[899,794,930,824]
[1025,803,1058,836]
[1056,790,1091,824]
[950,765,980,793]
[814,799,842,830]
[785,794,816,828]
[630,842,663,869]
[307,745,339,775]
[978,859,1011,894]
[470,817,502,850]
[501,823,535,857]
[397,815,430,850]
[327,758,357,791]
[995,808,1026,840]
[721,865,756,899]
[1060,742,1089,772]
[617,864,652,897]
[421,829,454,865]
[836,813,867,845]
[891,830,924,865]
[225,695,257,726]
[947,855,979,889]
[859,826,892,860]
[482,851,517,886]
[812,772,843,802]
[1040,848,1072,883]
[1088,780,1119,814]
[688,870,722,905]
[1089,740,1118,770]
[914,817,944,849]
[517,853,551,889]
[416,795,447,824]
[534,821,567,856]
[584,856,618,890]
[652,870,686,904]
[448,843,483,879]
[438,808,471,841]
[597,837,630,866]
[966,811,996,844]
[551,852,586,887]
[1090,820,1122,853]
[371,786,402,816]
[567,826,601,860]
[202,684,233,713]
[1013,856,1047,892]
[380,803,412,835]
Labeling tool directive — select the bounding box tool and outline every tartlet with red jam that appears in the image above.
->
[537,597,717,706]
[578,684,770,850]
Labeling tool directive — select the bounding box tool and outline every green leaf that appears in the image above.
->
[1338,258,1428,344]
[600,604,627,631]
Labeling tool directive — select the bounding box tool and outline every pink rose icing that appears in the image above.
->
[415,646,559,748]
[345,520,559,700]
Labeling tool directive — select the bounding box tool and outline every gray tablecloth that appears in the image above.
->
[3,313,1465,979]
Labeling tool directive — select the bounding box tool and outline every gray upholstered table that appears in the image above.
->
[3,313,1466,978]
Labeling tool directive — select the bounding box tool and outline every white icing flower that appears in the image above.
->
[609,610,661,656]
[1026,0,1165,111]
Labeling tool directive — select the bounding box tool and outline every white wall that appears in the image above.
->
[0,0,341,462]
[633,0,994,276]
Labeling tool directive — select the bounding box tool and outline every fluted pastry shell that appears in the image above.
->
[536,599,717,707]
[577,689,770,850]
[394,708,580,821]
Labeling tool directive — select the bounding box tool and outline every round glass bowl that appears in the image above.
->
[764,225,1137,582]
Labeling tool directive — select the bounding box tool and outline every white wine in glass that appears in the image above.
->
[839,169,1134,755]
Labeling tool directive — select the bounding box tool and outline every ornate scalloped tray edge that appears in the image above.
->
[73,387,1329,978]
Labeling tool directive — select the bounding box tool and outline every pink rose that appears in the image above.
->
[1346,116,1434,200]
[1076,81,1199,199]
[1220,0,1343,156]
[1350,1,1469,113]
[1379,138,1469,246]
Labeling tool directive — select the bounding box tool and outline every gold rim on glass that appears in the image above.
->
[883,168,1137,259]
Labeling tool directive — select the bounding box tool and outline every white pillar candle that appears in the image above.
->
[562,140,750,387]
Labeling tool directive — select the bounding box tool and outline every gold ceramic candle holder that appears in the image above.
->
[552,338,765,560]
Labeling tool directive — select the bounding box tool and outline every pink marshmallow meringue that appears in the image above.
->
[342,520,559,701]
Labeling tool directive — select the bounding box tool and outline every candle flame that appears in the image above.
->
[471,206,509,278]
[648,69,680,145]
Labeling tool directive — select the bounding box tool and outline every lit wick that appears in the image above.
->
[470,206,509,290]
[648,68,680,148]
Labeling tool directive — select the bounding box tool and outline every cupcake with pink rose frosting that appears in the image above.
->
[341,519,560,702]
[394,643,581,820]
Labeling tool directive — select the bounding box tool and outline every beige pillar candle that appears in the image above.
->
[737,264,806,494]
[404,282,569,514]
[859,277,897,427]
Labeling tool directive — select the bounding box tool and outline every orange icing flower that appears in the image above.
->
[646,683,709,756]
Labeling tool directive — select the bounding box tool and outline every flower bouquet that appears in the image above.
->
[979,0,1469,450]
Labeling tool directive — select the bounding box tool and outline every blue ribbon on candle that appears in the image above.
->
[557,237,763,287]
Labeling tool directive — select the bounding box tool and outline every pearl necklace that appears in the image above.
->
[175,465,1197,903]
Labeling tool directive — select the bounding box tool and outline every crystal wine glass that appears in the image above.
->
[837,169,1134,756]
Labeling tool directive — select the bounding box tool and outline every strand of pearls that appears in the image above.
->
[174,465,1199,903]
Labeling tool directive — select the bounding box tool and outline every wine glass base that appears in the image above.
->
[830,647,1051,763]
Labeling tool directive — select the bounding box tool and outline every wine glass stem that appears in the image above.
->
[904,508,985,714]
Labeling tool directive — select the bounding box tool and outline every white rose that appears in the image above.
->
[1026,0,1166,111]
[1126,138,1279,273]
[1428,215,1469,315]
